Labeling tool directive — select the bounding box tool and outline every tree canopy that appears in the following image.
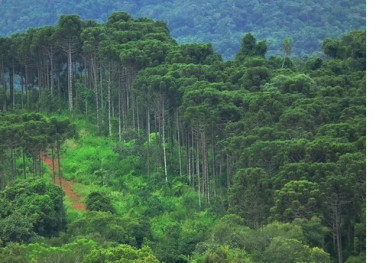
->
[0,10,366,263]
[0,0,365,59]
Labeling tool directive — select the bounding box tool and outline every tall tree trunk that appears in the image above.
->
[1,65,7,111]
[57,70,61,107]
[211,132,217,197]
[200,127,210,204]
[131,92,136,129]
[162,99,168,182]
[107,67,112,137]
[50,47,54,97]
[219,154,223,190]
[92,56,100,132]
[282,55,286,69]
[333,195,343,263]
[118,71,122,141]
[196,130,201,208]
[52,146,56,183]
[191,128,195,187]
[0,166,4,190]
[45,60,50,92]
[37,65,42,102]
[32,156,37,177]
[68,42,73,112]
[187,130,192,185]
[39,155,43,177]
[99,64,105,131]
[176,111,182,177]
[136,99,140,133]
[10,148,15,181]
[9,64,14,109]
[22,149,26,179]
[25,65,29,109]
[121,86,127,132]
[147,106,151,176]
[57,142,62,186]
[21,75,24,109]
[100,64,104,109]
[226,154,231,189]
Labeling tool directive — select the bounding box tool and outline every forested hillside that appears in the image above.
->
[0,11,366,263]
[0,0,365,58]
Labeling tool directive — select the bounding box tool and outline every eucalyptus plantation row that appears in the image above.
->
[0,11,365,262]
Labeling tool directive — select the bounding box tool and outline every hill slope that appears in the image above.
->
[0,0,365,59]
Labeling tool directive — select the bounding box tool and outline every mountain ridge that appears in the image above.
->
[0,0,365,59]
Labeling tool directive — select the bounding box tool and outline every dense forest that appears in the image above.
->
[0,0,366,59]
[0,11,366,263]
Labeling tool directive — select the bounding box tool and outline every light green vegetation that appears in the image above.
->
[0,10,365,263]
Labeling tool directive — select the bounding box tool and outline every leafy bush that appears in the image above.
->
[86,192,115,213]
[0,212,35,245]
[67,211,151,247]
[0,178,65,242]
[83,244,159,263]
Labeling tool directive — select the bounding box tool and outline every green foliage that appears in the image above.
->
[323,31,366,71]
[0,238,157,263]
[253,221,306,248]
[0,212,36,245]
[228,169,271,228]
[267,73,317,94]
[67,211,151,247]
[210,214,253,250]
[262,237,330,263]
[235,33,267,62]
[86,192,115,213]
[61,135,119,183]
[292,217,330,248]
[0,10,366,263]
[0,178,65,244]
[0,243,29,262]
[0,0,365,59]
[0,113,76,185]
[193,245,253,263]
[56,14,82,40]
[149,210,215,262]
[241,141,287,173]
[83,244,159,263]
[24,238,97,263]
[270,180,323,222]
[167,43,222,64]
[345,252,366,263]
[193,219,331,263]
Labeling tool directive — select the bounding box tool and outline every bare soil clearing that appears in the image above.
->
[40,153,86,212]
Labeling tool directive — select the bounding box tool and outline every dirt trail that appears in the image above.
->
[40,153,86,212]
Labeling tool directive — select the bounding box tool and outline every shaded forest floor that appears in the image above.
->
[40,153,86,212]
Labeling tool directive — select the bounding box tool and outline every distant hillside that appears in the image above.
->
[0,0,365,59]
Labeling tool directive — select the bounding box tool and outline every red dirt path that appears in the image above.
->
[40,153,86,212]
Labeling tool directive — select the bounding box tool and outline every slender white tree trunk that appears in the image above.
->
[196,131,201,208]
[68,43,73,112]
[201,127,210,204]
[177,111,182,177]
[107,67,112,137]
[92,56,100,132]
[162,100,168,182]
[147,106,151,176]
[50,47,54,97]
